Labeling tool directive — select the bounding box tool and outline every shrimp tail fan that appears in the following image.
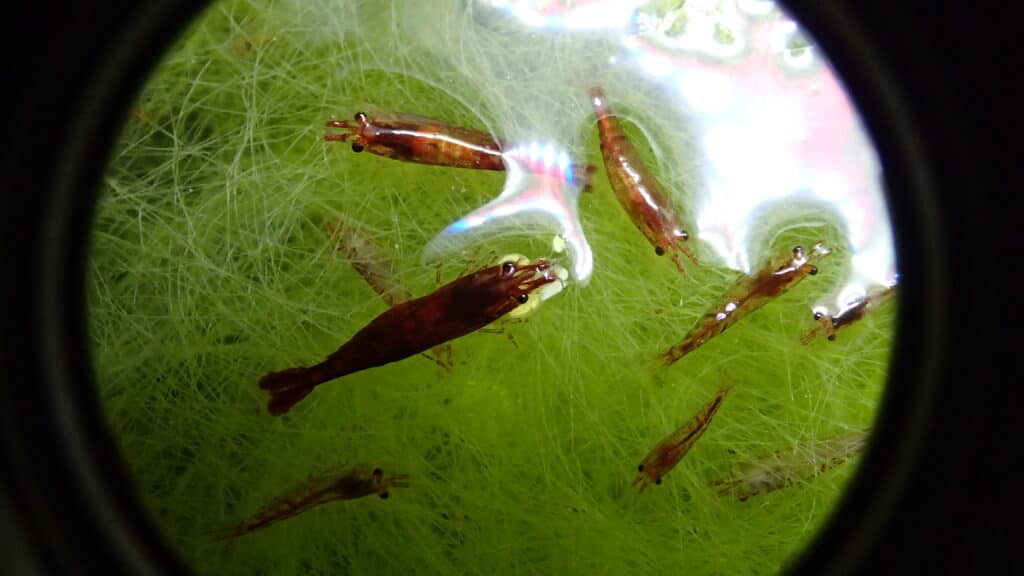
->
[259,367,317,416]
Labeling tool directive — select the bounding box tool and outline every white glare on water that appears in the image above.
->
[433,0,897,312]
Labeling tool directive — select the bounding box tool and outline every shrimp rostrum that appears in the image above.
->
[260,259,562,415]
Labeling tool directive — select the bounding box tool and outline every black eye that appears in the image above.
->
[809,266,818,275]
[680,231,689,240]
[379,491,390,500]
[655,478,662,485]
[793,245,805,257]
[372,468,382,476]
[654,246,666,256]
[351,142,365,153]
[637,464,645,472]
[517,293,529,304]
[813,312,823,320]
[355,111,368,123]
[827,334,837,341]
[501,261,515,276]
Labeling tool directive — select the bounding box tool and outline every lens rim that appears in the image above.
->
[2,0,955,573]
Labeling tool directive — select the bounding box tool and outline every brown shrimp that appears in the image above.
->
[325,112,506,170]
[327,218,453,370]
[801,283,898,343]
[662,243,830,366]
[633,382,732,493]
[708,431,867,501]
[590,87,697,273]
[259,259,560,415]
[213,466,409,540]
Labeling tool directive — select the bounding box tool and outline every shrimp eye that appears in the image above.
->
[379,491,390,500]
[501,261,516,276]
[637,465,645,472]
[654,246,666,256]
[680,231,689,240]
[351,142,365,153]
[813,312,824,320]
[517,293,529,304]
[793,245,805,258]
[655,478,662,485]
[354,111,368,123]
[809,266,819,275]
[827,334,837,341]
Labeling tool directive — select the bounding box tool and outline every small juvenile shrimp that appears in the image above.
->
[708,431,867,501]
[633,382,732,493]
[213,466,409,540]
[590,87,697,274]
[327,218,452,370]
[325,112,506,170]
[662,243,830,366]
[802,283,898,343]
[260,259,560,415]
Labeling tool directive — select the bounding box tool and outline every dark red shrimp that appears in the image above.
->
[801,283,898,343]
[325,112,506,170]
[662,243,830,366]
[590,87,697,273]
[326,218,453,370]
[213,466,409,540]
[260,259,559,415]
[634,382,732,493]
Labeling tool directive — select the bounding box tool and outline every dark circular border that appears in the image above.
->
[2,0,1004,574]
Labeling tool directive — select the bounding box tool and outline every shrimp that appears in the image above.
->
[213,466,409,540]
[633,382,732,493]
[802,283,898,343]
[590,87,697,273]
[260,259,560,415]
[662,243,831,366]
[708,431,867,501]
[325,112,506,170]
[327,218,452,369]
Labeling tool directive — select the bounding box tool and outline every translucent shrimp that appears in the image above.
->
[633,382,732,493]
[590,87,698,274]
[213,466,409,540]
[327,218,453,370]
[708,431,868,501]
[260,259,561,415]
[325,112,506,170]
[802,283,898,343]
[662,243,831,366]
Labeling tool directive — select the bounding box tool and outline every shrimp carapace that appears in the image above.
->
[708,431,867,501]
[589,86,697,274]
[633,382,732,493]
[260,259,561,415]
[325,111,506,170]
[802,283,898,343]
[213,466,409,540]
[661,243,831,366]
